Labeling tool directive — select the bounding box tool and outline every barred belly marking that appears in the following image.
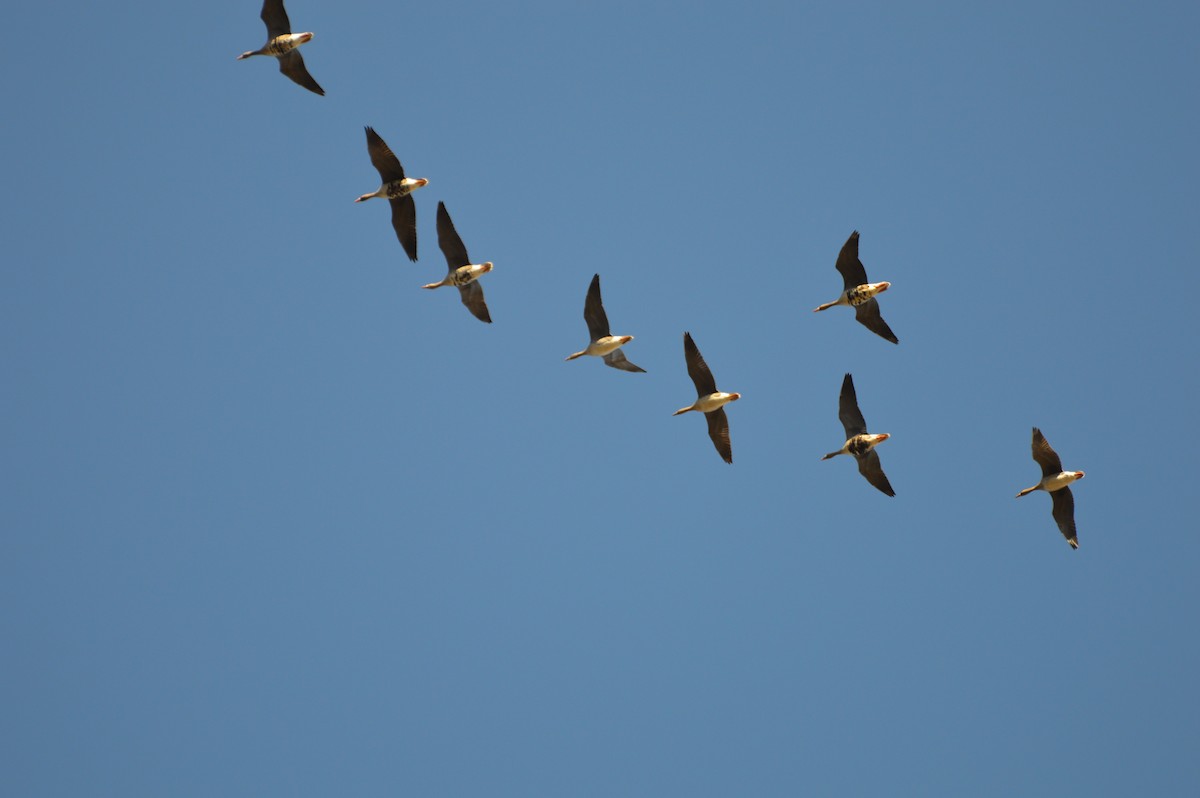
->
[266,36,297,56]
[846,286,872,306]
[848,436,872,457]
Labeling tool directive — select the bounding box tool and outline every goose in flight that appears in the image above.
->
[1016,427,1084,549]
[425,202,493,323]
[236,0,324,96]
[821,373,895,496]
[814,231,898,344]
[355,127,428,261]
[565,274,645,373]
[673,332,740,463]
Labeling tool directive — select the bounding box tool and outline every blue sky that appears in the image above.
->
[3,1,1198,795]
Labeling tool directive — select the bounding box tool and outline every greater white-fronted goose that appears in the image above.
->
[565,274,645,373]
[814,231,898,344]
[821,373,895,496]
[355,126,428,262]
[236,0,324,96]
[673,332,740,463]
[1016,427,1084,549]
[428,202,492,323]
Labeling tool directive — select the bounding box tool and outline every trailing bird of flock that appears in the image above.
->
[236,0,1086,550]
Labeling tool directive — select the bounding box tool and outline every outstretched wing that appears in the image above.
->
[683,332,718,397]
[365,127,405,183]
[437,202,470,271]
[261,0,292,38]
[277,50,324,96]
[389,195,418,261]
[458,282,492,324]
[583,274,611,342]
[856,449,895,496]
[1031,427,1064,477]
[603,349,645,373]
[837,373,868,438]
[1050,486,1078,548]
[854,298,898,344]
[705,408,733,464]
[835,230,868,289]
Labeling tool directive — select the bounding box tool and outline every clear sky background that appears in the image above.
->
[3,1,1198,795]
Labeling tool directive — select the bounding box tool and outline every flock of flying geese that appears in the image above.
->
[237,0,1087,550]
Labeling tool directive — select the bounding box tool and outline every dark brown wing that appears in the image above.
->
[458,282,492,323]
[1031,427,1064,477]
[365,127,405,184]
[683,332,718,397]
[277,50,324,95]
[838,373,868,438]
[583,274,611,341]
[437,202,470,271]
[389,195,418,261]
[853,298,898,344]
[1050,486,1078,548]
[603,350,645,373]
[261,0,291,38]
[705,407,733,463]
[835,230,868,290]
[856,449,895,496]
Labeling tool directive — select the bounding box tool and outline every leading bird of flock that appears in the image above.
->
[814,231,898,344]
[425,202,493,323]
[1016,427,1084,549]
[356,127,429,262]
[236,0,325,96]
[674,333,740,464]
[822,373,895,496]
[565,274,645,373]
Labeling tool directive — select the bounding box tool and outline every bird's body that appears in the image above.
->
[814,281,892,312]
[822,373,894,496]
[674,391,741,416]
[355,127,428,261]
[822,432,891,461]
[565,274,645,373]
[674,333,740,463]
[1016,427,1084,549]
[422,262,493,290]
[238,31,312,59]
[430,202,492,323]
[814,231,898,344]
[566,336,633,360]
[1016,471,1083,496]
[356,178,428,203]
[236,0,324,96]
